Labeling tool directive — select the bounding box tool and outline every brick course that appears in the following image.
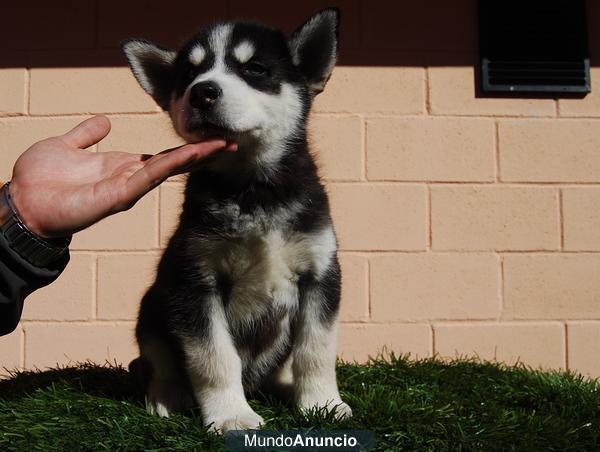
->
[366,117,495,182]
[30,68,159,115]
[370,253,500,321]
[503,254,600,320]
[431,186,560,251]
[499,120,600,182]
[328,183,427,251]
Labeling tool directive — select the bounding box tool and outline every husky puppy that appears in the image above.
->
[122,8,351,432]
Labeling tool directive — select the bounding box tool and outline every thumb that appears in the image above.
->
[61,115,112,149]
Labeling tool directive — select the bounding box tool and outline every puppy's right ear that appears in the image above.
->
[121,39,176,110]
[289,8,339,96]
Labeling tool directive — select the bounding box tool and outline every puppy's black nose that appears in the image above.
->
[190,82,222,109]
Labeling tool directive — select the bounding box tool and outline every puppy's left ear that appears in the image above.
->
[289,8,339,95]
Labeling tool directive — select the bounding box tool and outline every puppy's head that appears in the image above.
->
[121,9,339,149]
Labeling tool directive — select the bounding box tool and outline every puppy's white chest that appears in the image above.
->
[221,230,307,293]
[201,226,337,310]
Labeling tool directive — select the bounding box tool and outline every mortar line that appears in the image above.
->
[429,319,568,326]
[335,249,600,254]
[496,181,600,186]
[494,120,500,182]
[366,258,372,320]
[499,253,505,320]
[361,115,367,181]
[26,111,162,118]
[20,111,600,120]
[93,254,99,319]
[564,322,569,370]
[20,320,136,326]
[349,249,600,255]
[559,188,565,250]
[70,249,164,254]
[426,112,556,119]
[327,180,600,186]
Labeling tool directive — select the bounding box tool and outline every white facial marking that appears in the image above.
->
[189,45,206,65]
[233,40,255,64]
[209,24,233,61]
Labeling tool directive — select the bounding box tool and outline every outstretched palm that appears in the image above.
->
[10,116,233,238]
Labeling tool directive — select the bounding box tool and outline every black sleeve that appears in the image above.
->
[0,232,69,336]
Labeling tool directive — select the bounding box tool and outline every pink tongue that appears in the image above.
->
[225,141,238,152]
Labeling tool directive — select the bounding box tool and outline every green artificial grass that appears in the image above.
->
[1,354,599,451]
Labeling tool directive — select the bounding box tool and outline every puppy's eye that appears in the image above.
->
[242,62,268,77]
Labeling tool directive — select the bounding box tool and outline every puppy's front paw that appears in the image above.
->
[207,408,264,433]
[299,396,353,420]
[331,400,353,420]
[202,390,264,433]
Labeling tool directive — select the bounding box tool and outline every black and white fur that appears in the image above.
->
[122,8,350,433]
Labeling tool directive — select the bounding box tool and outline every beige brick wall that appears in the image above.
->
[2,0,600,378]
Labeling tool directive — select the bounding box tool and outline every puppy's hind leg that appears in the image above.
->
[260,354,295,403]
[140,336,195,418]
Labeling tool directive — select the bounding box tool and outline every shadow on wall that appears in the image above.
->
[4,0,586,69]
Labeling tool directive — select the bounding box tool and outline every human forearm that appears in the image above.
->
[0,230,69,336]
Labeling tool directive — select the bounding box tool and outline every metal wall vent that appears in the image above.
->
[479,0,591,94]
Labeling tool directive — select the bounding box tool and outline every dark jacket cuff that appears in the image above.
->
[0,231,69,336]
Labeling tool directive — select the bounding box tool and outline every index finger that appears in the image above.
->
[124,140,229,200]
[153,140,237,156]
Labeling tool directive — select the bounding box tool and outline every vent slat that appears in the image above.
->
[490,61,585,67]
[489,63,585,71]
[490,70,585,77]
[489,78,587,86]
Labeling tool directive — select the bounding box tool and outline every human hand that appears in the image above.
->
[9,115,236,238]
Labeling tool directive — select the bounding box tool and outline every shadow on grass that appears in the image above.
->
[0,359,288,410]
[0,362,144,403]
